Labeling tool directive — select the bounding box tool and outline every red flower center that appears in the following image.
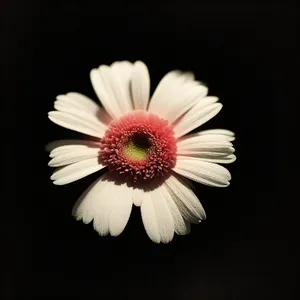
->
[99,111,177,183]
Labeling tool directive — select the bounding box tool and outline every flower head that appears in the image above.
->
[99,110,177,183]
[47,60,236,243]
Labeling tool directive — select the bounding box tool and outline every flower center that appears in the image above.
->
[123,133,150,160]
[99,111,177,183]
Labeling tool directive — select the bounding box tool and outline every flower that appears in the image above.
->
[47,60,236,243]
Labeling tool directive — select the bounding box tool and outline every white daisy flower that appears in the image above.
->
[47,60,236,243]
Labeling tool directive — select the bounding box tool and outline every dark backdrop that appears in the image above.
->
[2,0,297,299]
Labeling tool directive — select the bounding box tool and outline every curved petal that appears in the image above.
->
[90,61,134,119]
[48,148,100,167]
[54,102,111,128]
[141,194,160,243]
[153,188,175,243]
[173,157,231,187]
[92,179,114,236]
[165,174,206,223]
[72,173,133,237]
[90,66,121,119]
[194,129,235,140]
[72,177,104,224]
[148,71,208,124]
[161,184,191,235]
[109,182,133,236]
[177,137,235,162]
[111,61,134,111]
[131,61,150,110]
[177,154,237,164]
[50,157,105,185]
[48,111,105,138]
[177,140,234,152]
[141,186,174,243]
[57,92,102,115]
[176,130,236,163]
[173,97,222,138]
[177,129,236,144]
[168,84,208,125]
[51,93,109,136]
[132,187,145,207]
[46,139,100,153]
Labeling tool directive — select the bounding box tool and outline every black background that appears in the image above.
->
[2,0,297,299]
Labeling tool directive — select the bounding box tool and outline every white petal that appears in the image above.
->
[177,154,237,164]
[161,184,190,235]
[141,187,174,243]
[46,140,99,152]
[92,178,114,236]
[90,67,121,119]
[173,97,222,138]
[50,157,104,185]
[167,84,208,125]
[73,175,112,235]
[174,158,231,187]
[192,134,235,142]
[182,72,195,81]
[109,183,133,236]
[177,138,235,163]
[149,71,191,111]
[53,93,109,133]
[131,60,150,110]
[149,71,179,108]
[141,194,160,243]
[102,63,133,114]
[48,148,100,167]
[48,140,100,157]
[204,154,236,164]
[48,111,104,138]
[111,61,134,112]
[177,130,235,145]
[176,131,236,164]
[73,174,133,237]
[57,93,101,115]
[72,177,104,224]
[90,62,134,119]
[132,188,145,207]
[54,99,107,130]
[177,140,234,152]
[197,129,235,137]
[165,175,206,223]
[148,71,208,123]
[184,220,191,234]
[152,188,174,243]
[53,102,104,131]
